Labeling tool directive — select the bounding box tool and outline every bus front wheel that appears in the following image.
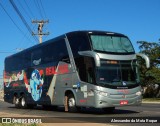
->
[67,94,78,112]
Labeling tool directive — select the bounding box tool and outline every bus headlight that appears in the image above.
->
[95,90,108,97]
[136,91,142,96]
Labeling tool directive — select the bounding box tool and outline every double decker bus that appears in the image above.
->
[4,30,150,112]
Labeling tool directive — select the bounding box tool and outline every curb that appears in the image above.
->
[0,99,4,101]
[142,101,160,104]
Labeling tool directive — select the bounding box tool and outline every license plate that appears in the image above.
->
[120,100,128,105]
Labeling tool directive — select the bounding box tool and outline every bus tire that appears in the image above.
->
[20,96,27,109]
[67,94,78,112]
[13,96,20,108]
[102,107,115,113]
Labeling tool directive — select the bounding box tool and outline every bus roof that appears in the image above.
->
[5,30,127,59]
[66,30,127,37]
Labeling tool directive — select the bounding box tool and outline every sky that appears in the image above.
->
[0,0,160,77]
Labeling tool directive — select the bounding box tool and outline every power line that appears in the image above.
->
[9,0,38,43]
[32,0,50,43]
[15,0,37,46]
[22,0,42,44]
[24,0,35,18]
[17,24,37,49]
[17,0,32,21]
[39,0,47,19]
[9,0,32,33]
[37,0,45,19]
[0,1,22,33]
[33,0,44,19]
[0,51,15,54]
[0,1,33,43]
[38,0,49,41]
[32,20,49,43]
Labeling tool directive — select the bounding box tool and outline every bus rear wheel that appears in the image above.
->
[20,96,27,109]
[13,96,20,108]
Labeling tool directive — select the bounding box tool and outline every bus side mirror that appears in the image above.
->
[136,53,150,68]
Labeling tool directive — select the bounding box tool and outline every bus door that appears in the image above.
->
[74,56,96,106]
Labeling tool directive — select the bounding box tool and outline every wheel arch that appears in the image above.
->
[64,89,77,104]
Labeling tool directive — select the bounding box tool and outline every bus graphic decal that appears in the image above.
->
[4,70,24,88]
[30,69,44,101]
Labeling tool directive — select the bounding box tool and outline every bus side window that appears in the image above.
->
[75,56,96,84]
[23,52,31,68]
[7,54,23,71]
[43,44,57,64]
[43,39,70,64]
[56,39,70,63]
[68,33,91,57]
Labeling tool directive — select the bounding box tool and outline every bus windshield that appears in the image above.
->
[90,35,134,53]
[96,60,139,88]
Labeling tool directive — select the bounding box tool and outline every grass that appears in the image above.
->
[142,98,160,102]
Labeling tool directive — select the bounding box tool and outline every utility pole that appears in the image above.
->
[32,20,49,44]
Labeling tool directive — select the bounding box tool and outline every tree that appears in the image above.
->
[137,41,160,97]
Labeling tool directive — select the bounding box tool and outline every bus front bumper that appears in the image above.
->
[93,94,142,108]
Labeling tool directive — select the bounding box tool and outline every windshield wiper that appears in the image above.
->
[112,78,121,82]
[98,82,112,86]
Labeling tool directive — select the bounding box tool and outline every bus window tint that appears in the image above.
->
[43,39,69,63]
[75,56,96,84]
[90,35,134,53]
[68,33,91,57]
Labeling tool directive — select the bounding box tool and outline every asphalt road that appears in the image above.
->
[0,101,159,125]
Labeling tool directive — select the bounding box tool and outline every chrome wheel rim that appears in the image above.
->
[21,98,25,106]
[68,98,75,107]
[15,98,19,105]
